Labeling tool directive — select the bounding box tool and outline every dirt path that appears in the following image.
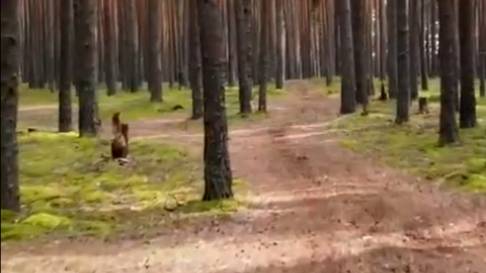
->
[3,81,486,273]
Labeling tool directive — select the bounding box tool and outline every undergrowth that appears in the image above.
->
[333,87,486,193]
[18,83,286,129]
[1,132,248,241]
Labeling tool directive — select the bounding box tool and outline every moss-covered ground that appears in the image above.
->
[332,78,486,193]
[18,84,285,128]
[1,132,249,241]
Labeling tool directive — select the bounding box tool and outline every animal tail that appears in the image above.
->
[121,123,129,143]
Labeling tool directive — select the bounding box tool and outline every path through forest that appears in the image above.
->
[3,81,486,273]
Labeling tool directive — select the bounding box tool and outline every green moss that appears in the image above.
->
[19,83,290,131]
[3,132,249,241]
[333,91,486,193]
[1,210,18,222]
[1,223,46,240]
[21,213,72,229]
[180,199,242,214]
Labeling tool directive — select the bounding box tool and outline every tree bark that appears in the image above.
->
[459,0,477,128]
[148,0,162,102]
[275,0,285,89]
[258,0,270,112]
[197,0,233,201]
[438,0,460,144]
[189,0,203,119]
[235,0,253,115]
[227,0,237,87]
[74,0,100,137]
[337,0,356,114]
[387,0,398,99]
[125,0,140,92]
[409,0,419,100]
[103,0,117,96]
[396,0,410,124]
[59,0,73,132]
[1,0,20,211]
[419,0,429,91]
[351,0,369,112]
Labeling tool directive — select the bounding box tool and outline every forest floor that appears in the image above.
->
[2,80,486,273]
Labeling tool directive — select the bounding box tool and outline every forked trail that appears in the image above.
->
[3,81,486,273]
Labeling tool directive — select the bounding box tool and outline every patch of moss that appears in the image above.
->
[3,132,249,241]
[180,199,242,214]
[1,210,18,222]
[21,213,72,229]
[333,91,486,193]
[19,83,289,131]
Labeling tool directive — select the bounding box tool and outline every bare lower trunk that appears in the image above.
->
[258,0,270,113]
[1,0,20,211]
[396,0,410,124]
[438,0,460,144]
[189,0,203,119]
[148,0,162,102]
[337,0,356,114]
[198,0,233,201]
[59,0,73,132]
[235,0,253,115]
[458,0,477,128]
[74,0,100,137]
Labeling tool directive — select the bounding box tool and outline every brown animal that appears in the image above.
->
[111,113,129,159]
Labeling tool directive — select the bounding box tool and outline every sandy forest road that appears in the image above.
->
[3,81,486,273]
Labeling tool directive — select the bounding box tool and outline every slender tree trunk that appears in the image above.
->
[235,0,253,115]
[338,0,356,114]
[59,0,73,132]
[351,0,369,112]
[126,0,140,92]
[396,0,411,124]
[1,0,20,211]
[148,0,162,102]
[74,0,100,137]
[197,0,233,201]
[258,0,270,112]
[227,0,237,87]
[103,0,117,96]
[189,0,203,119]
[438,0,460,144]
[419,0,429,91]
[409,0,419,100]
[275,0,285,89]
[480,0,486,97]
[387,0,398,99]
[459,0,477,128]
[480,56,485,97]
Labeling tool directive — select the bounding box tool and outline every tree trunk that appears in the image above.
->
[337,0,356,114]
[125,0,140,92]
[197,0,233,201]
[235,0,253,115]
[387,0,398,99]
[351,0,369,112]
[258,0,270,112]
[148,0,162,102]
[275,0,285,89]
[189,0,203,119]
[1,0,20,211]
[103,0,117,96]
[409,0,419,100]
[419,0,429,91]
[438,0,460,144]
[396,0,410,124]
[227,0,237,87]
[59,0,73,132]
[459,0,477,128]
[74,0,100,137]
